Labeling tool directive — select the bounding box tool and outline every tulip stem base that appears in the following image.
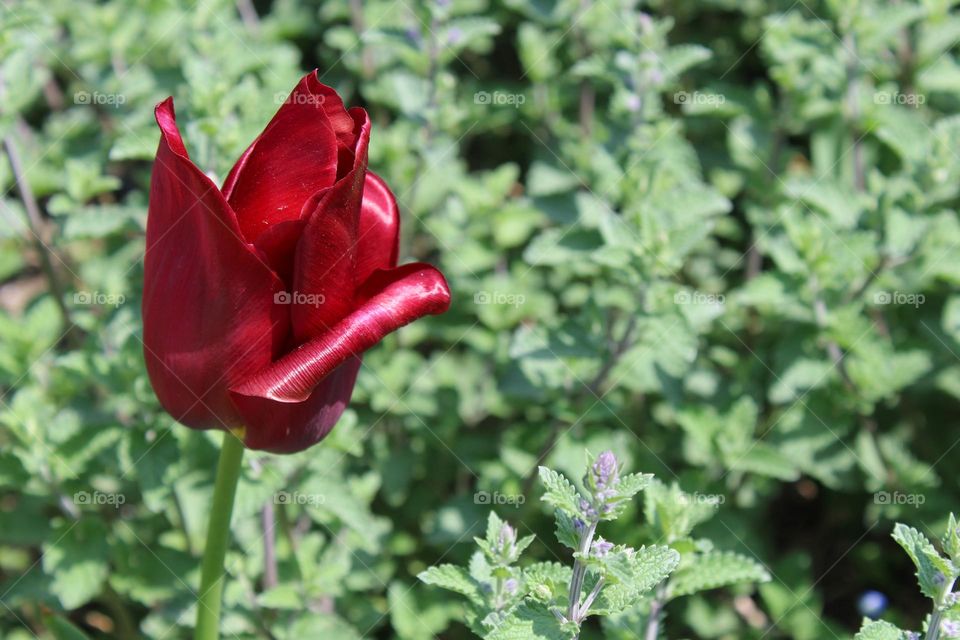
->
[194,431,245,640]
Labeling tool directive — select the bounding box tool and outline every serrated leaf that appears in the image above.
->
[613,473,654,502]
[668,551,771,597]
[554,510,580,550]
[486,602,571,640]
[854,619,911,640]
[522,562,572,603]
[538,466,584,518]
[892,524,955,599]
[418,564,484,605]
[590,545,680,616]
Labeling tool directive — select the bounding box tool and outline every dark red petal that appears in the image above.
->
[232,358,362,453]
[221,72,342,243]
[230,263,451,403]
[143,98,286,430]
[289,109,372,343]
[356,171,400,283]
[252,218,306,288]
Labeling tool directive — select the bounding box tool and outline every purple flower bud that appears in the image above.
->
[942,620,960,638]
[591,537,614,557]
[405,27,421,45]
[625,94,642,112]
[504,578,518,594]
[573,518,586,533]
[447,27,462,45]
[592,451,619,489]
[498,522,516,550]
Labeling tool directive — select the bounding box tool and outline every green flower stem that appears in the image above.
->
[568,520,597,625]
[926,578,956,640]
[194,431,246,640]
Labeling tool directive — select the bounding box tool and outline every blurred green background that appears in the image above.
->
[1,0,959,637]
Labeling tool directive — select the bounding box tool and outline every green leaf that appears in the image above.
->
[523,562,572,603]
[42,519,109,610]
[590,545,680,616]
[554,510,580,550]
[418,564,484,605]
[942,514,960,564]
[854,619,912,640]
[486,602,572,640]
[668,551,771,597]
[613,473,654,503]
[892,523,955,599]
[538,466,584,518]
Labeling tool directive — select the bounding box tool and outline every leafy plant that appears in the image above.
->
[856,515,960,640]
[421,451,769,638]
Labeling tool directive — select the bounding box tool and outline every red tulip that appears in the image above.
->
[142,71,451,453]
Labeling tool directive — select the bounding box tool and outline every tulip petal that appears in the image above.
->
[230,263,451,403]
[289,109,371,343]
[357,171,401,283]
[221,72,344,243]
[143,98,286,430]
[231,358,362,453]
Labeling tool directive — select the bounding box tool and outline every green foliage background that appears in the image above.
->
[1,0,959,637]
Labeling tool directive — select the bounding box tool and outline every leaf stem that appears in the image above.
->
[578,576,605,620]
[194,431,245,640]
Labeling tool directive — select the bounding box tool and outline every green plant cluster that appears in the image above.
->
[0,0,959,638]
[420,451,770,639]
